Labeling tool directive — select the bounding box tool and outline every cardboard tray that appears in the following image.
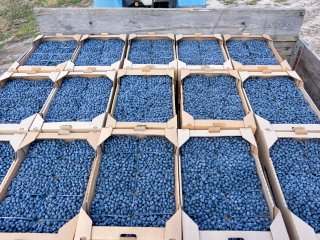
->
[0,132,100,240]
[239,70,320,130]
[106,68,178,130]
[177,128,290,240]
[223,34,291,72]
[29,71,117,133]
[0,72,60,134]
[8,34,81,73]
[73,127,182,240]
[176,33,233,77]
[255,116,320,240]
[179,69,256,132]
[123,33,178,71]
[65,33,128,72]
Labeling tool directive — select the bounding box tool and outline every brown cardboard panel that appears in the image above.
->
[178,128,289,240]
[179,69,256,132]
[108,69,177,130]
[124,34,177,71]
[8,34,81,73]
[29,72,116,133]
[66,34,128,72]
[223,34,291,72]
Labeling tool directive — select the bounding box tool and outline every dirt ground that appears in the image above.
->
[0,1,319,74]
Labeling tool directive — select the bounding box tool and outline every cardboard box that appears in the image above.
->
[179,69,256,132]
[223,34,291,72]
[65,34,128,72]
[178,128,290,240]
[176,33,232,79]
[123,33,178,71]
[29,71,116,133]
[106,68,178,130]
[0,132,100,240]
[73,127,182,240]
[239,70,320,130]
[0,72,59,134]
[8,34,81,73]
[255,116,320,240]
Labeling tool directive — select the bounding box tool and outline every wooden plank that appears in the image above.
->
[35,8,305,41]
[293,38,320,108]
[273,41,296,61]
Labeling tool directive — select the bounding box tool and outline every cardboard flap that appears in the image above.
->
[175,34,184,41]
[244,112,257,132]
[167,115,178,129]
[213,34,222,40]
[92,113,106,129]
[119,34,127,41]
[228,70,240,79]
[129,33,137,40]
[178,129,190,148]
[106,71,117,81]
[65,61,75,72]
[73,34,82,42]
[106,114,117,128]
[291,212,317,240]
[167,33,175,40]
[57,215,78,240]
[74,208,92,240]
[30,114,45,132]
[57,70,69,81]
[223,34,232,41]
[281,60,292,71]
[180,70,190,80]
[87,132,101,150]
[256,116,278,149]
[224,59,233,69]
[181,111,195,128]
[165,128,178,147]
[20,132,40,149]
[57,61,68,70]
[240,128,257,147]
[98,127,113,146]
[33,34,44,42]
[182,211,200,240]
[239,71,250,82]
[288,70,302,82]
[10,134,27,152]
[19,114,38,131]
[80,34,90,41]
[262,34,272,41]
[8,61,20,72]
[270,211,290,240]
[164,209,182,240]
[0,71,13,82]
[48,72,61,82]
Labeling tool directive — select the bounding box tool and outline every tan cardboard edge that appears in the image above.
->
[98,127,113,146]
[29,114,45,132]
[164,128,178,147]
[262,34,272,41]
[224,59,233,69]
[281,60,292,71]
[91,113,107,130]
[180,69,191,80]
[105,114,117,128]
[164,209,182,240]
[244,112,257,132]
[181,110,195,129]
[182,210,200,240]
[64,61,75,72]
[228,69,240,79]
[128,33,137,40]
[176,34,184,41]
[48,72,61,82]
[57,215,78,240]
[73,34,82,42]
[290,212,318,240]
[270,211,291,240]
[240,128,257,147]
[19,114,38,132]
[255,115,278,148]
[0,71,13,82]
[74,208,92,240]
[223,34,232,41]
[33,34,44,42]
[87,132,101,150]
[9,134,27,152]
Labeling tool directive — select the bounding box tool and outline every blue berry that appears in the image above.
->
[91,136,175,227]
[129,39,174,64]
[270,139,320,233]
[244,77,320,124]
[74,39,124,66]
[178,40,225,65]
[0,142,15,183]
[0,140,95,233]
[114,75,173,122]
[0,79,53,124]
[24,40,77,66]
[183,75,245,120]
[181,137,271,231]
[226,40,278,65]
[45,77,112,122]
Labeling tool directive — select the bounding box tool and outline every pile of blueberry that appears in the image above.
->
[74,39,125,66]
[24,41,77,66]
[226,40,278,65]
[270,138,320,233]
[244,76,320,124]
[0,140,95,233]
[90,136,176,227]
[178,40,225,65]
[0,142,15,184]
[0,79,53,124]
[128,39,174,64]
[183,75,244,120]
[45,77,112,122]
[114,75,173,122]
[181,137,271,231]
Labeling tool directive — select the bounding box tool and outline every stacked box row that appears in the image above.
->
[7,33,290,74]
